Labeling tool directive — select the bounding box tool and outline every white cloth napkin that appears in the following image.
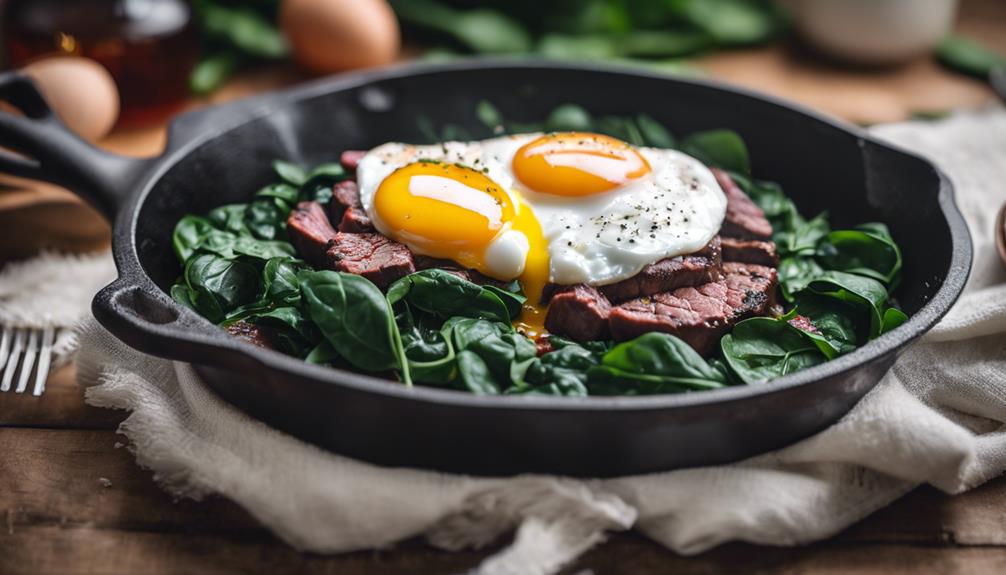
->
[0,251,115,366]
[68,107,1006,575]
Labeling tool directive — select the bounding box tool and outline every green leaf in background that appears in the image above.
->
[635,114,676,148]
[937,35,1006,78]
[620,29,711,58]
[544,104,595,132]
[681,129,751,174]
[587,332,728,394]
[476,100,504,131]
[682,0,779,45]
[537,34,621,59]
[198,0,287,59]
[721,317,827,384]
[189,52,239,96]
[390,0,532,54]
[272,160,308,187]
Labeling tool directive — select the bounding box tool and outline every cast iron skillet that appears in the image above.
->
[0,60,971,477]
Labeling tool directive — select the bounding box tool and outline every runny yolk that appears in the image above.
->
[512,132,651,197]
[374,161,549,337]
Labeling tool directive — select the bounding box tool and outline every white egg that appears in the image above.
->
[356,133,726,287]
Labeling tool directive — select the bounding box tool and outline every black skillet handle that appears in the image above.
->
[0,71,152,219]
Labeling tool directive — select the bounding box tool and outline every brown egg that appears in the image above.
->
[20,56,120,142]
[281,0,400,74]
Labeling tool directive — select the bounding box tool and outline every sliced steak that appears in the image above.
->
[338,208,374,233]
[327,180,376,233]
[608,262,777,354]
[722,262,778,318]
[720,236,779,267]
[340,150,366,171]
[226,321,275,350]
[597,236,723,304]
[287,201,337,267]
[712,168,773,241]
[325,232,415,290]
[544,285,612,342]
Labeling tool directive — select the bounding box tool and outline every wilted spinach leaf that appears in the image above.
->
[183,254,260,323]
[299,270,409,381]
[721,317,827,384]
[817,223,902,288]
[588,332,728,394]
[388,269,513,322]
[681,129,750,174]
[173,215,215,262]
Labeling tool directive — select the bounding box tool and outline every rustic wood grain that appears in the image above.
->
[3,426,1006,574]
[0,366,122,430]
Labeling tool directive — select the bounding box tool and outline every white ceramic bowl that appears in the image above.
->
[780,0,959,65]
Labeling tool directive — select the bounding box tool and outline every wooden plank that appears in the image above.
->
[3,526,1006,575]
[4,427,1006,547]
[0,365,123,430]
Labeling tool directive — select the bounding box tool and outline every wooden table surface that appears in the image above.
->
[2,2,1005,573]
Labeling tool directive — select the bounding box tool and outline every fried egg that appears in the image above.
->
[356,132,727,335]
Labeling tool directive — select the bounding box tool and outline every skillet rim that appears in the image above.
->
[109,58,972,412]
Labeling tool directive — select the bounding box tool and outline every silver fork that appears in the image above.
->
[0,326,55,396]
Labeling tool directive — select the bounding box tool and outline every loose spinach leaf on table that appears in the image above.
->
[299,270,410,382]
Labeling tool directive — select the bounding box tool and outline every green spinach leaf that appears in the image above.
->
[721,316,827,384]
[588,332,728,394]
[681,129,750,174]
[299,270,409,381]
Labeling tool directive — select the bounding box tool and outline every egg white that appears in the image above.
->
[356,134,727,286]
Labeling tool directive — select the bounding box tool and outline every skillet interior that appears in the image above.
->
[115,62,965,476]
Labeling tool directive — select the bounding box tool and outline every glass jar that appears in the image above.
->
[2,0,200,126]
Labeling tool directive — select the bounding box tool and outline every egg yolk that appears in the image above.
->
[374,161,550,335]
[512,132,651,197]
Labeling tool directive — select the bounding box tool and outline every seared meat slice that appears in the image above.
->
[338,208,375,233]
[608,262,777,355]
[226,321,275,350]
[287,201,337,267]
[340,150,366,171]
[329,180,375,233]
[597,236,723,304]
[712,168,773,241]
[721,262,778,317]
[544,285,612,342]
[720,237,779,267]
[325,232,415,290]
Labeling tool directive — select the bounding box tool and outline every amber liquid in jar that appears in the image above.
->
[2,0,200,126]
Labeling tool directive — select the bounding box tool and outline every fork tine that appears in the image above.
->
[32,326,55,396]
[15,329,39,394]
[0,327,10,372]
[1,328,25,392]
